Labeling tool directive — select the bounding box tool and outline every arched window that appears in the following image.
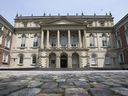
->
[21,34,26,47]
[33,34,38,47]
[91,54,97,65]
[102,33,107,47]
[19,54,24,64]
[90,33,95,47]
[32,54,36,64]
[72,53,79,68]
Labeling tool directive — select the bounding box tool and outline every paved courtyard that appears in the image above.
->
[0,71,128,96]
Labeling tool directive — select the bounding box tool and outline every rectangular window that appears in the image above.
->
[2,53,8,63]
[91,58,96,64]
[105,56,110,64]
[125,31,128,45]
[119,53,124,65]
[21,36,26,47]
[33,42,38,47]
[117,39,121,48]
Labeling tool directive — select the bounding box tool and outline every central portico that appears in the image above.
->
[39,19,89,68]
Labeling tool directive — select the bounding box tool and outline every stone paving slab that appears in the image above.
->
[111,87,128,96]
[65,88,89,96]
[0,71,127,96]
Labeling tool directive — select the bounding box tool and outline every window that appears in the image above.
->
[5,36,10,48]
[2,53,8,63]
[19,54,23,64]
[100,22,105,26]
[119,53,124,65]
[0,32,2,44]
[33,34,38,47]
[71,33,78,48]
[61,33,67,47]
[91,54,97,65]
[21,34,26,47]
[105,55,110,64]
[102,34,107,47]
[90,33,95,47]
[124,23,128,31]
[117,37,122,48]
[125,31,128,45]
[32,55,36,64]
[50,33,56,47]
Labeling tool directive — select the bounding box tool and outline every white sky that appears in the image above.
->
[0,0,128,24]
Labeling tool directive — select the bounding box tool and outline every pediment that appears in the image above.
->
[52,20,77,25]
[44,19,83,25]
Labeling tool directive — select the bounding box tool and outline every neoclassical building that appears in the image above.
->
[10,13,120,68]
[0,15,13,67]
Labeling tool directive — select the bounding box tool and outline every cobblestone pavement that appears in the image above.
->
[0,71,128,96]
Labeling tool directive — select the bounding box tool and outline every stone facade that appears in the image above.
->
[0,15,14,66]
[9,13,121,69]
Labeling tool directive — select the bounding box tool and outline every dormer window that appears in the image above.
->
[100,22,105,26]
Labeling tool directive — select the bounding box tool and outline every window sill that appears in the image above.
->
[18,64,23,66]
[105,63,111,65]
[2,62,8,64]
[31,64,36,66]
[31,47,39,49]
[5,47,10,49]
[18,47,27,49]
[88,46,97,48]
[91,64,97,66]
[101,46,111,48]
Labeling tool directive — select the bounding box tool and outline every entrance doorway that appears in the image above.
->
[60,53,68,68]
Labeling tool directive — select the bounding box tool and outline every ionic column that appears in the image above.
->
[68,30,71,48]
[41,30,44,49]
[78,30,82,48]
[57,30,60,48]
[83,30,87,48]
[46,30,49,48]
[96,33,100,49]
[56,56,60,68]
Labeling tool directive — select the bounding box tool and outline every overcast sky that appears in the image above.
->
[0,0,128,24]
